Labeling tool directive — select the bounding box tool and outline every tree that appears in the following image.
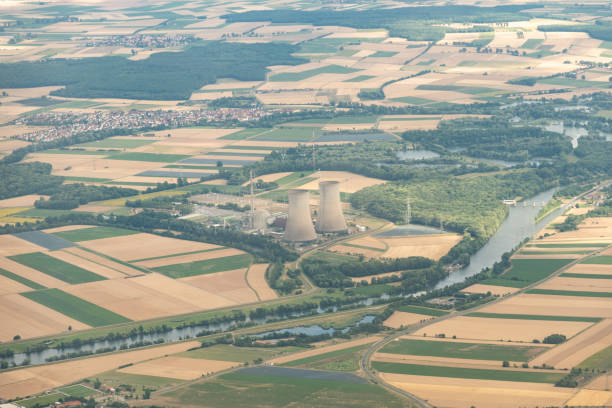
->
[217,160,223,168]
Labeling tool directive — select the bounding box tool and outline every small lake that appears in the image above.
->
[543,122,588,148]
[255,315,375,338]
[396,150,440,161]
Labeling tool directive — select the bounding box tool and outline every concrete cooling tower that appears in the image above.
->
[316,181,347,233]
[284,189,317,242]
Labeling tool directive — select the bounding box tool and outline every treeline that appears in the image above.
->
[538,21,612,42]
[35,184,139,210]
[224,5,535,41]
[0,42,305,100]
[300,255,437,288]
[0,162,63,200]
[402,118,573,161]
[208,96,259,108]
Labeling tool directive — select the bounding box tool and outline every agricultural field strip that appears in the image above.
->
[338,242,385,252]
[371,361,566,383]
[378,338,547,362]
[362,245,609,395]
[152,253,252,278]
[373,353,536,370]
[529,319,612,370]
[8,252,107,284]
[270,336,382,365]
[22,288,132,327]
[0,342,201,400]
[128,246,227,263]
[132,248,239,268]
[0,267,45,290]
[64,247,145,276]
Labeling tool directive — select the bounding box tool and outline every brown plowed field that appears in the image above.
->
[79,233,220,261]
[373,353,555,371]
[246,263,277,301]
[178,268,257,304]
[132,247,240,268]
[0,275,32,295]
[63,247,143,276]
[0,195,47,208]
[537,276,612,292]
[0,235,45,256]
[383,311,432,328]
[413,316,592,342]
[269,336,382,365]
[47,250,126,280]
[330,244,384,259]
[461,284,519,296]
[0,341,199,400]
[118,356,238,380]
[478,294,612,318]
[563,264,612,275]
[0,294,89,342]
[530,319,612,369]
[380,234,462,260]
[42,225,96,233]
[63,272,236,321]
[381,373,574,408]
[566,389,612,407]
[298,171,386,194]
[397,335,554,348]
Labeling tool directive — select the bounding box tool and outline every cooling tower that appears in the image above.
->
[316,181,347,233]
[284,189,317,242]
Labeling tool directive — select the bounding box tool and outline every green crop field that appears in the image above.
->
[9,252,106,284]
[478,278,527,288]
[380,339,545,361]
[560,273,612,279]
[252,127,319,142]
[527,289,612,298]
[15,208,92,218]
[17,393,64,408]
[179,344,298,362]
[396,305,449,316]
[520,38,544,49]
[153,254,252,278]
[528,243,608,248]
[107,152,191,162]
[52,226,139,242]
[283,344,368,371]
[0,267,45,290]
[499,258,573,284]
[270,65,360,82]
[370,51,398,58]
[207,151,269,157]
[75,138,156,149]
[343,75,375,82]
[579,344,612,370]
[65,176,114,182]
[537,77,611,88]
[39,147,108,156]
[220,128,270,140]
[581,256,612,265]
[162,372,409,408]
[466,312,600,322]
[390,96,433,105]
[371,362,565,383]
[415,84,501,95]
[22,288,131,326]
[130,248,225,263]
[58,384,99,398]
[341,243,385,252]
[519,250,591,255]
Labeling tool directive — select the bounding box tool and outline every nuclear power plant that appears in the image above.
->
[283,189,317,242]
[316,180,347,233]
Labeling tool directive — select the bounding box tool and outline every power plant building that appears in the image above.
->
[316,180,347,233]
[283,189,317,242]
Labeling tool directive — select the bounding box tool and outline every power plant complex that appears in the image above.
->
[283,181,347,242]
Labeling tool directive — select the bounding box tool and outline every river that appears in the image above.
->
[435,188,561,289]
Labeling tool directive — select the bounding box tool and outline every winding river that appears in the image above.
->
[435,188,561,288]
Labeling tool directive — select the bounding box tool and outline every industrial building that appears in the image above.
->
[316,180,347,233]
[283,189,317,242]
